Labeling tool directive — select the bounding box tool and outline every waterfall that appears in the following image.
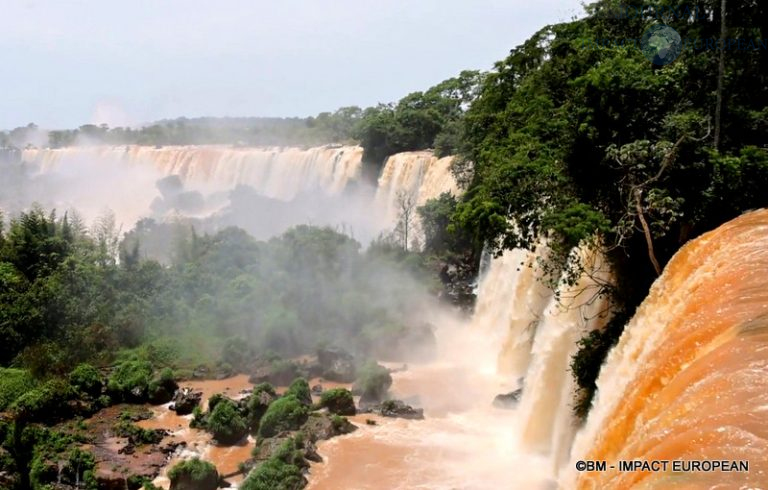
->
[374,151,459,225]
[564,209,768,489]
[470,243,612,479]
[22,145,364,201]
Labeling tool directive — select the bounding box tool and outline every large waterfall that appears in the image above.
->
[565,209,768,489]
[22,145,364,200]
[375,151,459,223]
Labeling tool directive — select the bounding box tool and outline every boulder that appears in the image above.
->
[311,384,324,395]
[364,400,424,420]
[248,360,300,386]
[170,388,202,415]
[302,412,357,442]
[318,388,356,416]
[317,347,356,383]
[492,388,523,409]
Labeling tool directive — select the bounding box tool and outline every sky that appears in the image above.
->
[0,0,585,130]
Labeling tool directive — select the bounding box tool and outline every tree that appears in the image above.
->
[394,191,416,252]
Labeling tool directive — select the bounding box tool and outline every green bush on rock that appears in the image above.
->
[206,398,248,445]
[353,361,392,404]
[168,457,219,490]
[319,388,355,416]
[285,378,312,406]
[258,395,308,439]
[107,360,153,402]
[241,437,306,490]
[68,363,103,397]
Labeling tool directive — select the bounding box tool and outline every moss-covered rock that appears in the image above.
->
[247,383,278,432]
[68,363,104,398]
[258,395,308,439]
[318,388,355,416]
[168,457,219,490]
[353,361,392,405]
[206,397,248,445]
[241,437,307,490]
[11,378,75,423]
[285,378,312,406]
[107,360,153,402]
[148,368,179,405]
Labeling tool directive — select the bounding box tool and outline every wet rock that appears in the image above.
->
[148,378,179,405]
[318,388,356,416]
[302,412,357,442]
[364,400,424,420]
[170,388,202,415]
[248,360,300,386]
[311,384,324,395]
[365,419,377,426]
[492,388,523,409]
[317,347,356,383]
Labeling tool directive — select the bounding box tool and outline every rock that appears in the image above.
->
[365,419,377,426]
[149,378,179,405]
[311,384,324,395]
[317,347,356,383]
[169,463,218,490]
[318,388,356,416]
[170,388,202,415]
[302,412,357,442]
[248,360,300,386]
[492,389,522,409]
[192,365,210,379]
[365,400,424,420]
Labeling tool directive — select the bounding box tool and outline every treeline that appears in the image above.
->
[451,0,768,415]
[1,70,484,171]
[0,207,440,378]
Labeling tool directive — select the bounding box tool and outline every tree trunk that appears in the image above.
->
[714,0,727,150]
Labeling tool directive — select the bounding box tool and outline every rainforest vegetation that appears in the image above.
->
[1,0,768,487]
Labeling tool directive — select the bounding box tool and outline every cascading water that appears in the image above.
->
[565,209,768,489]
[374,151,459,225]
[22,145,364,200]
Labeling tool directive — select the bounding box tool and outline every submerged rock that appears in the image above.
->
[170,388,202,415]
[492,388,523,409]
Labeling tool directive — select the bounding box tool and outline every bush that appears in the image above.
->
[0,368,37,410]
[240,437,306,490]
[68,363,103,397]
[258,396,309,439]
[168,457,218,490]
[319,389,355,416]
[11,378,74,423]
[107,360,153,402]
[285,378,311,406]
[247,383,278,431]
[353,361,392,404]
[113,420,164,445]
[147,367,179,404]
[206,398,248,445]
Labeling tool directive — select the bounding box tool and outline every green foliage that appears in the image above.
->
[241,437,306,490]
[258,396,309,439]
[353,361,392,403]
[68,363,103,397]
[285,378,312,407]
[0,368,37,411]
[11,379,74,423]
[167,457,218,485]
[107,360,153,401]
[206,398,248,445]
[319,389,356,416]
[112,421,164,445]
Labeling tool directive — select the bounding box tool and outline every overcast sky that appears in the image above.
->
[1,0,584,130]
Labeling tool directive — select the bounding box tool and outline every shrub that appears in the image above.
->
[68,363,103,397]
[206,398,248,445]
[353,361,392,404]
[0,368,37,410]
[168,457,218,490]
[11,378,74,423]
[247,383,277,431]
[113,421,164,445]
[258,396,309,439]
[148,367,179,404]
[107,360,153,402]
[319,388,355,416]
[240,437,306,490]
[285,378,311,406]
